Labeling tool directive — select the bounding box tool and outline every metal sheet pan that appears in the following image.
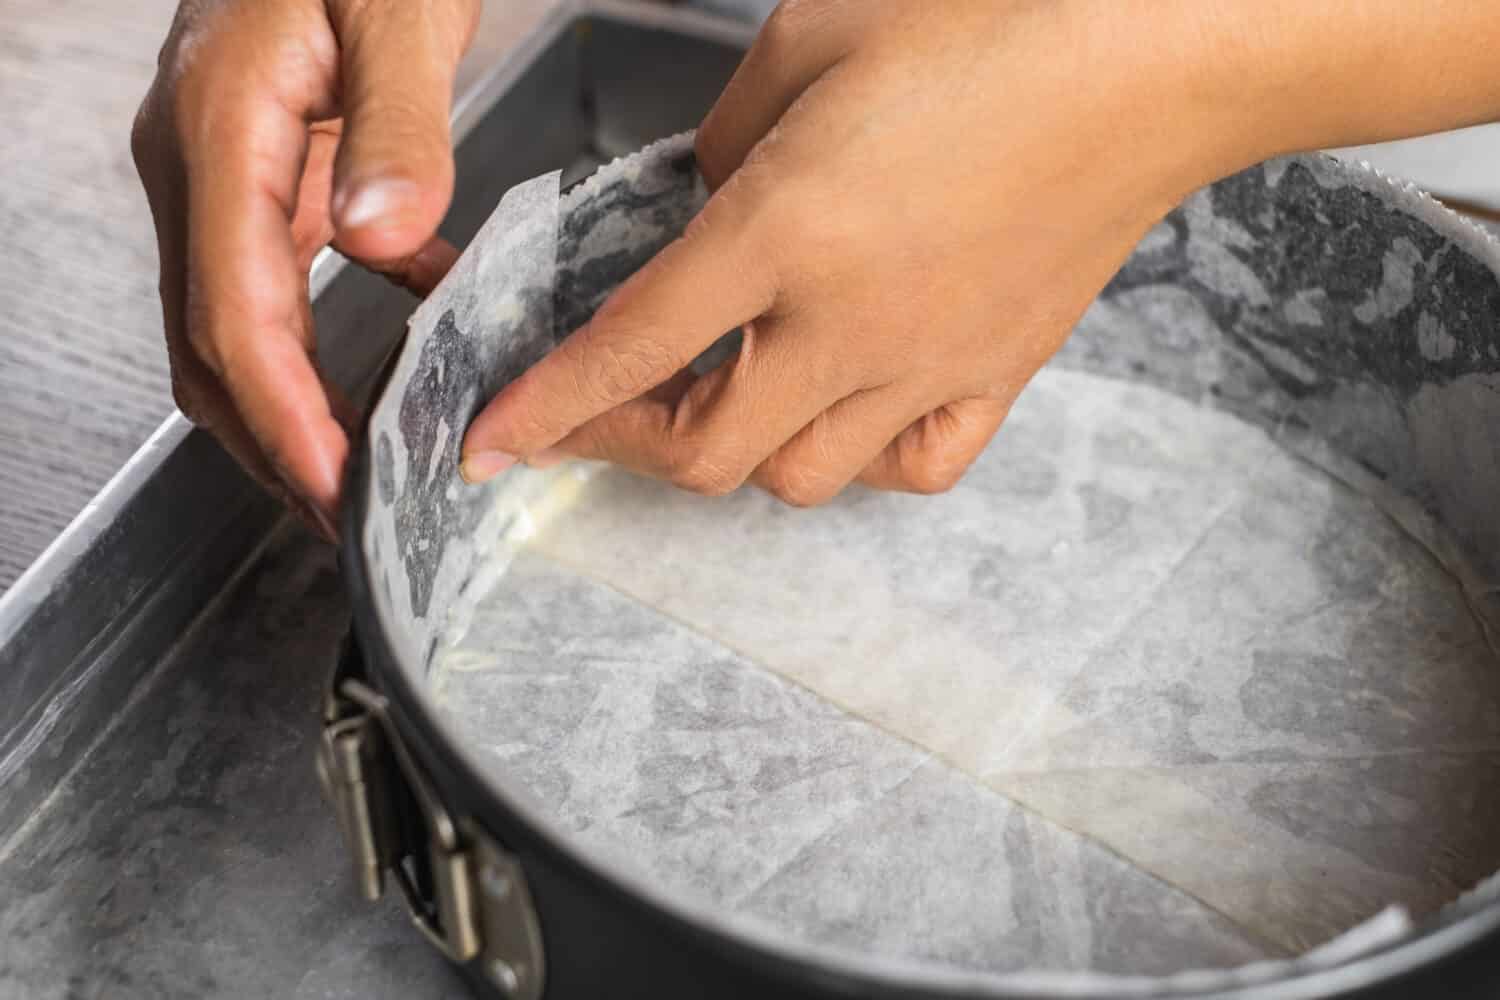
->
[0,7,747,997]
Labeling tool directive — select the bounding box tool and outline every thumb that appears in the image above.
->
[327,0,479,262]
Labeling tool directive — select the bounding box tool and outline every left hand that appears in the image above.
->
[132,0,476,537]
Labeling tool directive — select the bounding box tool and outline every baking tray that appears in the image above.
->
[0,0,750,844]
[7,3,1500,997]
[0,5,749,996]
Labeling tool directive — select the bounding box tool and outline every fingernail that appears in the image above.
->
[526,448,565,470]
[333,178,414,231]
[460,451,516,484]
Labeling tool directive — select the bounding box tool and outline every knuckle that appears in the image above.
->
[167,71,205,142]
[131,83,182,186]
[163,36,234,146]
[183,310,227,377]
[762,459,833,509]
[577,332,679,404]
[758,0,808,51]
[129,101,157,174]
[169,371,210,427]
[901,446,967,496]
[744,175,826,267]
[694,153,772,239]
[685,172,786,297]
[153,0,241,135]
[667,443,743,497]
[772,183,845,259]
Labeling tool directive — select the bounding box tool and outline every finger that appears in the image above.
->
[327,0,479,261]
[173,369,338,542]
[462,193,779,475]
[134,92,195,376]
[181,55,348,518]
[749,385,934,507]
[137,80,335,542]
[695,0,875,187]
[523,370,698,477]
[297,120,463,295]
[530,318,866,494]
[859,397,1012,495]
[335,233,461,298]
[291,121,342,270]
[753,394,1009,507]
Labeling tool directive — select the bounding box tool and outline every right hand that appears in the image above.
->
[131,0,479,538]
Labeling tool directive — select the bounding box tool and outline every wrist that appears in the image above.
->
[1043,0,1284,219]
[1150,0,1500,183]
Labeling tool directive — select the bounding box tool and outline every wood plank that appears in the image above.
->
[0,0,558,593]
[0,0,178,592]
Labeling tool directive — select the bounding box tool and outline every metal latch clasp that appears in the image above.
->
[317,670,545,999]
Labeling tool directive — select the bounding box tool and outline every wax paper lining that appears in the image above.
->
[363,133,1500,986]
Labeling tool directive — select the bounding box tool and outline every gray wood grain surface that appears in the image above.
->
[0,0,556,594]
[0,0,178,592]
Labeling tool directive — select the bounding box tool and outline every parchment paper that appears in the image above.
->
[363,165,559,670]
[366,134,1500,982]
[436,363,1500,968]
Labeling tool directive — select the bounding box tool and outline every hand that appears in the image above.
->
[462,0,1500,507]
[132,0,478,537]
[461,0,1231,505]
